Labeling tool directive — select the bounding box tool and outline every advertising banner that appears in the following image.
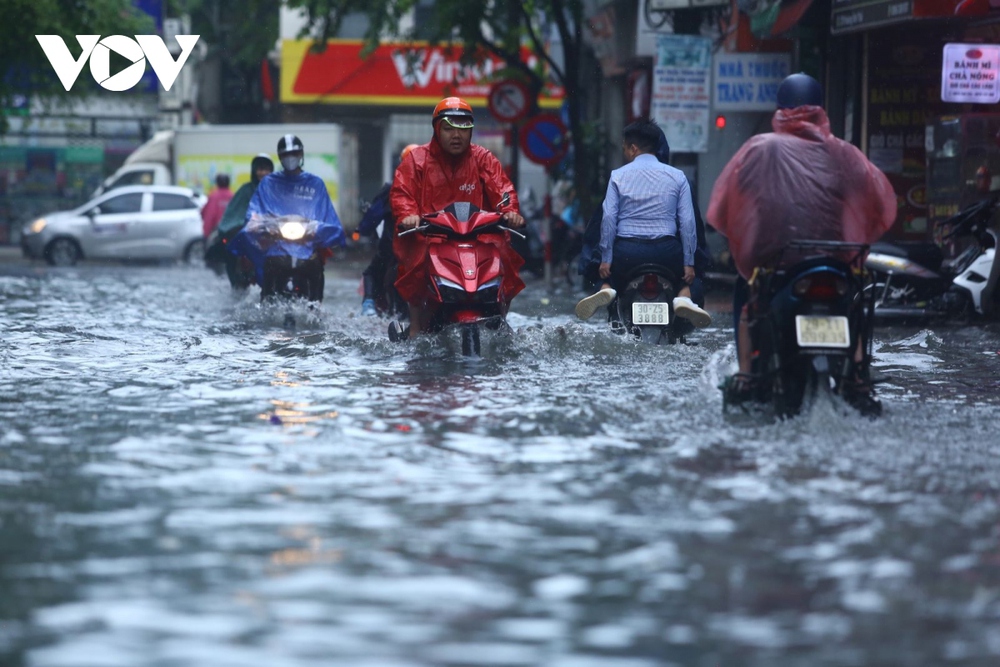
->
[281,39,564,107]
[942,43,1000,104]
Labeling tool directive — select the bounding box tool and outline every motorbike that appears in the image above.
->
[865,195,1000,322]
[205,226,256,289]
[229,214,328,302]
[612,264,693,345]
[391,194,524,356]
[726,240,880,418]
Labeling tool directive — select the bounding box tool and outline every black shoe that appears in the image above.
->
[388,320,409,342]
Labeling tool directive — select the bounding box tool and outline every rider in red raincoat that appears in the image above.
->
[391,97,526,338]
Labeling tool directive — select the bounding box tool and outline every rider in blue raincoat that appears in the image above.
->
[230,134,346,284]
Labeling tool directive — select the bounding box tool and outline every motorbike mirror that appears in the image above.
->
[497,191,511,212]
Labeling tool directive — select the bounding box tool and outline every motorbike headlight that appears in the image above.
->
[279,221,306,240]
[435,277,464,291]
[28,218,47,234]
[477,277,501,291]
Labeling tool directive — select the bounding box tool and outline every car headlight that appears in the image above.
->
[28,218,47,234]
[279,221,306,240]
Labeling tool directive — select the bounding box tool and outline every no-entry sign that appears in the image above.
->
[488,79,531,123]
[519,113,569,167]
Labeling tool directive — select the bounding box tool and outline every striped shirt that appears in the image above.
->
[600,153,696,266]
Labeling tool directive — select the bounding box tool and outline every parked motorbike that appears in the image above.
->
[726,240,880,418]
[865,195,1000,322]
[229,214,328,302]
[613,264,693,345]
[390,194,524,356]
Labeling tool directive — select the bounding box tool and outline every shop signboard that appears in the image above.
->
[651,35,711,153]
[280,40,564,107]
[941,43,1000,104]
[831,0,912,34]
[713,53,791,111]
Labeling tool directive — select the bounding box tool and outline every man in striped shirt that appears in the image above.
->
[575,119,711,327]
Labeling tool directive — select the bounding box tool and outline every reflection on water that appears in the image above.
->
[1,263,999,666]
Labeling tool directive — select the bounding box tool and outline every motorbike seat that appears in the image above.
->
[869,241,944,273]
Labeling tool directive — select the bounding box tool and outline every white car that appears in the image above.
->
[21,185,207,266]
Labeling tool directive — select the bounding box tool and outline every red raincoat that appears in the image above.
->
[707,106,897,279]
[390,139,524,305]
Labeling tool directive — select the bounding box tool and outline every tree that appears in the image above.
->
[0,0,154,132]
[287,0,603,212]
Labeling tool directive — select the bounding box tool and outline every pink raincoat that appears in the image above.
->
[707,106,897,279]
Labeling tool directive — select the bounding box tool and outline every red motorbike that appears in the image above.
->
[392,194,525,356]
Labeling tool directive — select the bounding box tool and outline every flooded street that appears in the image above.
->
[2,258,1000,667]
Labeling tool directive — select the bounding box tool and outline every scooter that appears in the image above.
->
[229,214,329,302]
[727,241,880,418]
[865,195,1000,322]
[613,264,693,345]
[390,194,524,356]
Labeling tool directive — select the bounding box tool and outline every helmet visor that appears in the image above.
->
[441,116,474,130]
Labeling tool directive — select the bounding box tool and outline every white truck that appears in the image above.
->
[96,124,359,228]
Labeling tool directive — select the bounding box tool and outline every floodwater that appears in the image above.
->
[1,258,1000,667]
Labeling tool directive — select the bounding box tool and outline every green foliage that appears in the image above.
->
[286,0,599,198]
[169,0,281,68]
[0,0,154,121]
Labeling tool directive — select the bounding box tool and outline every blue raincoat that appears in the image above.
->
[230,170,346,283]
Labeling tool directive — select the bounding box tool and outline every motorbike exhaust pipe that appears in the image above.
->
[873,306,932,319]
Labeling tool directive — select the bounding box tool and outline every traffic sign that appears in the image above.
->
[519,113,569,167]
[488,79,531,123]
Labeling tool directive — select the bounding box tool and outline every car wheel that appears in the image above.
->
[44,238,81,266]
[184,239,206,267]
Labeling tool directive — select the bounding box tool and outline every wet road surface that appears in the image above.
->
[1,256,1000,667]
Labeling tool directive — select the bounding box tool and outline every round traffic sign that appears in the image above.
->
[519,113,569,167]
[488,79,531,123]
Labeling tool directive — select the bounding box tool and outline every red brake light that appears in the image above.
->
[639,274,661,299]
[792,274,849,301]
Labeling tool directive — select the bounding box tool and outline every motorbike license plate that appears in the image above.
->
[632,302,669,325]
[795,315,850,348]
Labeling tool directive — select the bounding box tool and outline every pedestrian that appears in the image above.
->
[201,173,233,238]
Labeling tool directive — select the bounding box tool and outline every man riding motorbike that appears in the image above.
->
[205,153,274,288]
[391,97,526,339]
[358,144,418,317]
[707,73,897,400]
[230,135,346,298]
[575,118,711,328]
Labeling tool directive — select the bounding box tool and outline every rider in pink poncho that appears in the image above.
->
[707,76,897,279]
[707,72,898,385]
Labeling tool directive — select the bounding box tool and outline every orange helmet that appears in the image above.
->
[400,144,419,161]
[432,97,474,129]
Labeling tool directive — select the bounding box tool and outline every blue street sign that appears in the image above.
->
[520,113,569,167]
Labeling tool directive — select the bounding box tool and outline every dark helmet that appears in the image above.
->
[277,134,304,155]
[776,73,823,109]
[250,153,274,185]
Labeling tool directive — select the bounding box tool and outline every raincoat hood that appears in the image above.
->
[250,154,275,185]
[771,105,830,142]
